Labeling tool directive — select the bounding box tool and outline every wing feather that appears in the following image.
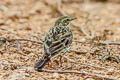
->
[43,26,73,58]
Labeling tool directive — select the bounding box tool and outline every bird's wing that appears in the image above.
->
[43,26,73,58]
[49,32,73,57]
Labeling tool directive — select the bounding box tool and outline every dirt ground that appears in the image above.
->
[0,0,120,80]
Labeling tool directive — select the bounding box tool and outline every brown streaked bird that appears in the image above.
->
[34,16,76,71]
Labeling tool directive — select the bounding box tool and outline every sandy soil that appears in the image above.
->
[0,0,120,80]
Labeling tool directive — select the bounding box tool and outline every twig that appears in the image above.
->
[63,56,77,63]
[40,69,120,80]
[63,55,108,70]
[71,12,93,39]
[73,39,120,46]
[31,34,44,42]
[73,39,87,43]
[70,49,87,54]
[72,22,93,39]
[0,27,43,44]
[8,39,43,44]
[62,49,109,70]
[99,40,120,45]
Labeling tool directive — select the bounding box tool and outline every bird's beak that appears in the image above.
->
[71,17,77,21]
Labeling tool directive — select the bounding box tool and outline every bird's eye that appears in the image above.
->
[66,19,69,21]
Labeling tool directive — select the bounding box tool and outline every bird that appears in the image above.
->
[34,16,76,71]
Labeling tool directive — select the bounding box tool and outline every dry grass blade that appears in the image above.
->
[8,39,43,44]
[73,39,120,46]
[40,69,120,80]
[100,40,120,45]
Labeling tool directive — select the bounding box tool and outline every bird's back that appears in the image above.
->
[43,25,73,58]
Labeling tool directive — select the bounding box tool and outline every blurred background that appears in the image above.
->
[0,0,120,80]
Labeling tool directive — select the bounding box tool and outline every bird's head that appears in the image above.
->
[55,16,76,26]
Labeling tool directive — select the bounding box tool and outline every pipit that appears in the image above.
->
[34,16,76,71]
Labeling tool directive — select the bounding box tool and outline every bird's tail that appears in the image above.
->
[34,54,50,71]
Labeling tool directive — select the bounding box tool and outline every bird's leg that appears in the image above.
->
[47,60,50,67]
[47,59,53,68]
[59,47,71,68]
[59,52,66,68]
[47,59,55,69]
